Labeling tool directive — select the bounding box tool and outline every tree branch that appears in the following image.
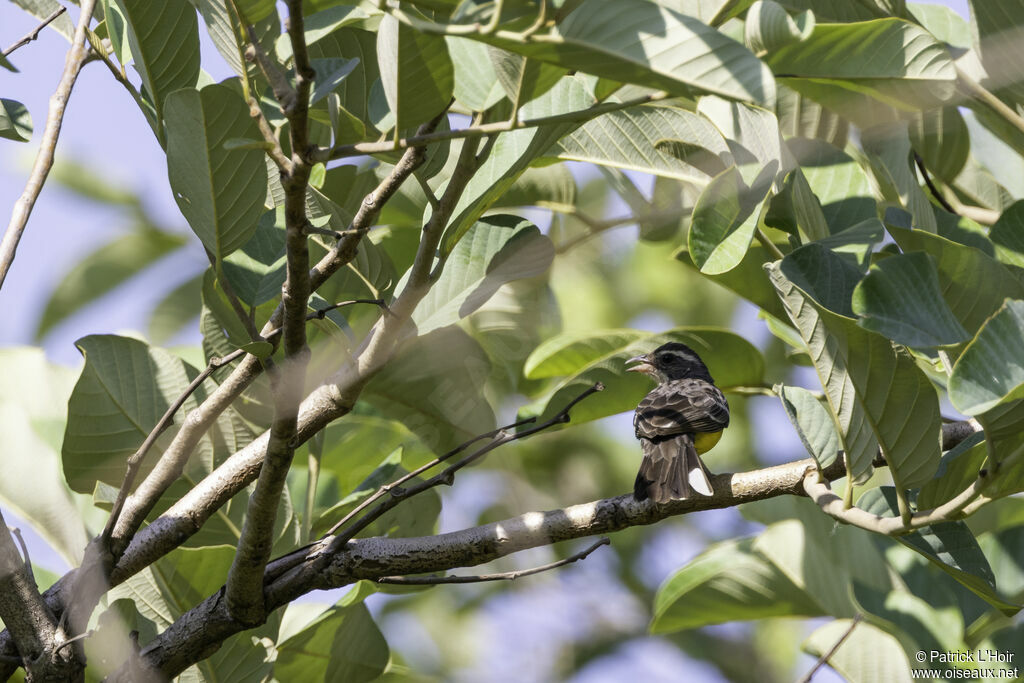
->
[1,7,66,57]
[225,0,316,623]
[312,91,670,162]
[0,0,98,290]
[376,537,611,584]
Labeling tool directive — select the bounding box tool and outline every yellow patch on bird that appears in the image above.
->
[693,430,723,454]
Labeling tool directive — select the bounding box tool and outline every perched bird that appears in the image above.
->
[626,342,730,502]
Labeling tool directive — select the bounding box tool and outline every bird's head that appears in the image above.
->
[626,342,714,383]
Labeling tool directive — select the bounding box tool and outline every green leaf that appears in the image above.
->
[377,13,454,132]
[688,164,774,274]
[165,84,268,260]
[553,104,731,185]
[788,137,877,232]
[276,5,370,62]
[969,0,1024,111]
[234,0,274,22]
[109,547,279,681]
[312,57,360,104]
[949,300,1024,415]
[860,122,937,232]
[765,18,956,112]
[979,527,1024,603]
[907,1,971,49]
[851,252,971,348]
[314,418,431,498]
[859,487,1020,615]
[308,27,379,128]
[768,251,942,488]
[10,0,75,40]
[991,200,1024,270]
[853,582,965,656]
[802,619,912,683]
[221,208,286,307]
[765,167,829,243]
[476,0,775,104]
[674,243,789,320]
[62,335,241,493]
[118,0,201,138]
[745,1,814,55]
[442,75,596,253]
[362,328,496,453]
[0,349,88,566]
[0,98,32,142]
[886,226,1024,337]
[148,275,203,344]
[489,47,567,109]
[917,432,987,510]
[274,602,388,683]
[35,228,186,341]
[196,0,279,79]
[775,82,848,146]
[410,215,554,335]
[651,537,824,633]
[446,37,506,112]
[909,107,970,183]
[777,384,840,470]
[524,327,764,426]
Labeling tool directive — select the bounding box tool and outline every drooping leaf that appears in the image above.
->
[688,164,775,274]
[165,84,268,260]
[917,432,987,510]
[10,0,75,41]
[802,619,912,683]
[775,82,848,146]
[851,252,970,348]
[446,37,505,112]
[221,208,286,308]
[860,121,937,232]
[35,228,186,341]
[524,327,764,426]
[196,0,279,79]
[489,47,567,109]
[990,200,1024,270]
[787,137,876,232]
[909,106,970,183]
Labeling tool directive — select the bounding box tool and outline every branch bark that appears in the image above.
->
[0,0,98,290]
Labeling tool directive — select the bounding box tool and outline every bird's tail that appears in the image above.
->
[634,434,713,502]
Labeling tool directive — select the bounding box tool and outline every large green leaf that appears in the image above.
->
[991,200,1024,269]
[859,487,1020,615]
[221,209,286,308]
[969,0,1024,110]
[523,327,764,426]
[35,228,186,341]
[474,0,774,104]
[552,104,731,185]
[851,252,970,348]
[489,47,567,109]
[861,122,937,232]
[674,243,789,320]
[274,601,388,683]
[446,36,505,112]
[0,349,89,566]
[165,84,268,260]
[117,0,201,137]
[377,13,454,132]
[886,226,1024,336]
[917,432,987,510]
[410,214,554,335]
[651,537,824,633]
[775,82,848,146]
[276,5,371,62]
[687,165,772,274]
[949,300,1024,416]
[765,18,956,112]
[909,106,970,183]
[196,0,279,79]
[361,328,496,453]
[768,249,942,488]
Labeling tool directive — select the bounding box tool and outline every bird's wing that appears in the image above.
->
[634,379,730,439]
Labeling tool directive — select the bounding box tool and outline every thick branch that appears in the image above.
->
[0,0,98,290]
[224,0,315,623]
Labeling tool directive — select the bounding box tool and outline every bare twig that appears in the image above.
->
[376,538,611,584]
[913,152,957,215]
[9,528,34,584]
[796,615,864,683]
[313,91,670,161]
[0,0,98,290]
[2,7,67,57]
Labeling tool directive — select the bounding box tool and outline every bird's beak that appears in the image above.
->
[625,354,654,374]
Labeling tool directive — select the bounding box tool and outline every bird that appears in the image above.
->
[626,342,730,502]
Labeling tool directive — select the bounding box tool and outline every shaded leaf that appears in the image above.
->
[802,619,911,683]
[777,384,840,470]
[0,98,32,142]
[275,602,388,683]
[377,13,454,132]
[949,299,1024,415]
